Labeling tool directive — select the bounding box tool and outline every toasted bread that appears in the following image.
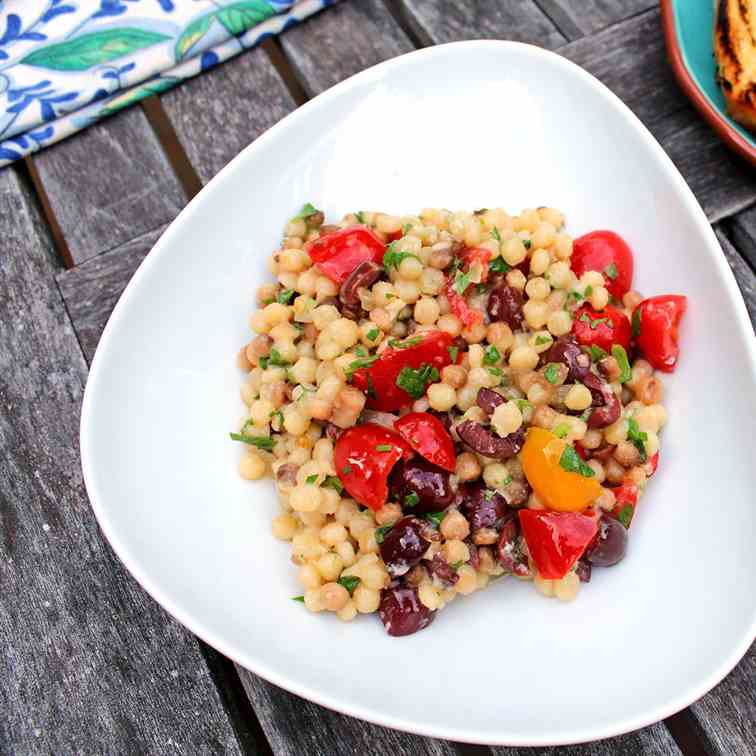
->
[715,0,756,131]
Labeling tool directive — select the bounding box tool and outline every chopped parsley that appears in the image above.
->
[516,399,532,413]
[483,489,495,501]
[569,290,584,302]
[589,345,607,362]
[553,423,570,439]
[396,363,439,399]
[337,575,361,595]
[483,345,501,366]
[631,307,642,338]
[276,288,295,305]
[402,222,412,234]
[341,465,352,475]
[604,262,619,280]
[448,345,459,363]
[229,433,275,451]
[366,328,380,342]
[375,444,393,452]
[424,511,446,528]
[345,355,380,380]
[584,285,594,297]
[354,345,368,357]
[389,336,422,350]
[543,363,560,384]
[535,334,552,346]
[617,505,634,528]
[491,227,501,242]
[450,560,465,571]
[612,344,632,383]
[489,257,510,274]
[627,418,648,461]
[366,373,377,399]
[375,525,393,544]
[452,269,473,295]
[292,595,305,603]
[259,348,290,369]
[269,410,284,429]
[487,367,502,377]
[559,445,595,478]
[522,239,532,249]
[501,474,513,487]
[322,476,343,493]
[293,202,318,220]
[383,241,420,272]
[305,474,319,485]
[579,312,610,330]
[354,210,365,223]
[404,491,419,508]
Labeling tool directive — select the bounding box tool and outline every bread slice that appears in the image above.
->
[715,0,756,131]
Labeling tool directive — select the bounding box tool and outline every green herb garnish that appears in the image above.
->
[261,348,290,369]
[627,418,648,462]
[589,345,607,362]
[404,491,419,508]
[604,262,618,280]
[617,505,634,528]
[631,307,642,338]
[489,257,510,274]
[483,489,495,501]
[491,227,501,242]
[535,334,552,346]
[229,433,275,451]
[383,241,421,272]
[516,399,532,413]
[345,355,380,380]
[403,222,412,234]
[448,345,459,362]
[389,336,422,350]
[452,269,472,295]
[544,363,559,384]
[355,210,365,223]
[396,363,439,399]
[424,511,446,528]
[375,525,393,544]
[366,328,379,341]
[612,345,632,383]
[553,423,570,439]
[483,345,501,366]
[292,595,305,603]
[559,445,595,478]
[293,202,318,220]
[322,476,343,493]
[450,560,464,571]
[522,239,532,249]
[579,312,610,330]
[375,444,393,452]
[487,367,502,377]
[342,465,352,475]
[337,575,360,595]
[305,474,319,485]
[584,285,593,297]
[276,288,295,305]
[354,345,368,357]
[570,290,584,302]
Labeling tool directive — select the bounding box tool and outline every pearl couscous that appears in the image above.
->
[232,205,686,636]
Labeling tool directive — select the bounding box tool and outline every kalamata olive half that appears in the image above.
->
[339,260,383,309]
[487,281,524,331]
[388,457,455,513]
[546,336,591,383]
[586,515,628,567]
[476,387,505,415]
[427,553,459,587]
[379,584,436,637]
[575,560,592,583]
[456,420,525,460]
[458,481,508,532]
[582,373,621,429]
[497,512,530,577]
[378,516,431,578]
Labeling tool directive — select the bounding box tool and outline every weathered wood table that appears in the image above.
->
[2,2,755,753]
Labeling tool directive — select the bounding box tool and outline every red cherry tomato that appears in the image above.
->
[351,330,454,412]
[386,229,403,242]
[608,480,639,529]
[571,230,634,299]
[307,226,385,284]
[445,279,484,327]
[394,412,456,472]
[334,424,413,511]
[460,247,491,281]
[632,295,687,372]
[646,451,659,477]
[518,510,598,580]
[572,305,631,352]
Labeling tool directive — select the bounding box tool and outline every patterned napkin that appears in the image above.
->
[0,0,335,167]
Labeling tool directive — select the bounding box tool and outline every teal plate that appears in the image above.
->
[661,0,756,167]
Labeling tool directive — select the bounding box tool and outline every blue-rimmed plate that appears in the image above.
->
[661,0,756,167]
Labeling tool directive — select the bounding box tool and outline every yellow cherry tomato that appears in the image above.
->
[521,427,601,512]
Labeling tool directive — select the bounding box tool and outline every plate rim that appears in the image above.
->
[80,38,756,746]
[660,0,756,168]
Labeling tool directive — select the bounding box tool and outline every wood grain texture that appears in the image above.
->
[533,0,657,38]
[280,0,415,97]
[687,642,756,756]
[161,46,296,185]
[0,168,241,754]
[489,723,682,756]
[56,225,165,363]
[396,0,566,48]
[559,9,756,221]
[715,229,756,328]
[729,203,756,272]
[33,106,186,265]
[237,669,456,756]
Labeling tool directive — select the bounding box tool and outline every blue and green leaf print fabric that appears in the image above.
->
[0,0,336,166]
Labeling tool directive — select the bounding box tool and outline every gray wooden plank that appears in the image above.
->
[714,230,756,330]
[687,642,756,756]
[280,0,415,97]
[161,46,296,185]
[0,167,240,754]
[730,203,756,272]
[490,723,681,756]
[559,9,756,222]
[238,669,457,756]
[534,0,656,39]
[33,105,186,266]
[56,225,165,364]
[396,0,566,48]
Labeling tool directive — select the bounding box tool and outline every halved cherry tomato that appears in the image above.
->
[394,412,456,472]
[608,480,639,529]
[386,229,403,242]
[443,247,490,327]
[351,330,454,412]
[519,509,598,579]
[334,423,413,511]
[572,304,631,352]
[460,247,491,281]
[646,451,659,477]
[632,295,687,372]
[521,427,602,512]
[307,225,385,284]
[571,230,633,299]
[445,279,484,327]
